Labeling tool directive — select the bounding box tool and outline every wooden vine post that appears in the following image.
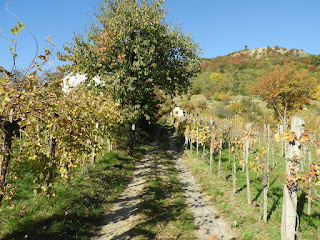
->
[48,121,58,185]
[128,123,135,156]
[91,122,99,164]
[245,123,252,205]
[196,125,199,158]
[202,143,206,162]
[245,138,251,205]
[281,117,304,240]
[218,138,222,178]
[228,126,232,163]
[0,109,20,202]
[232,154,237,193]
[307,150,312,216]
[209,120,215,172]
[262,125,270,223]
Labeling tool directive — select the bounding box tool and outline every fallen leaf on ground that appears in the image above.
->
[208,235,219,240]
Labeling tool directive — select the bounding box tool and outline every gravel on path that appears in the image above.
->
[92,128,238,240]
[91,138,159,240]
[168,131,238,240]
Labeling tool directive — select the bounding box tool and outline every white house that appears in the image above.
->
[172,106,185,118]
[62,73,102,93]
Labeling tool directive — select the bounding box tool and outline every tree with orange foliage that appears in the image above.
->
[252,64,316,128]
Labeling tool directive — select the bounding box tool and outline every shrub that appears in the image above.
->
[215,105,233,119]
[197,99,208,110]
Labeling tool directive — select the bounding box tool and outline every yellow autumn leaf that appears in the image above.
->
[239,159,245,167]
[282,132,290,140]
[249,161,256,170]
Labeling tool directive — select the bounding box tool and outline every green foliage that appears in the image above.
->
[186,46,320,122]
[215,104,233,119]
[10,22,24,35]
[196,99,208,110]
[60,0,201,122]
[0,151,136,239]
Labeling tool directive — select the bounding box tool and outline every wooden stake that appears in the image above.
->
[233,154,236,193]
[218,138,222,178]
[262,140,270,223]
[281,117,304,240]
[245,138,251,205]
[307,151,312,215]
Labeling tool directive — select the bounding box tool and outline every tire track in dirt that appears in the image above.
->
[92,128,238,240]
[92,133,160,240]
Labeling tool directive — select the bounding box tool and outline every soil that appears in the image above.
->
[92,129,238,240]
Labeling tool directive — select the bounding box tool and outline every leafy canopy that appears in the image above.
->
[59,0,201,122]
[252,64,316,125]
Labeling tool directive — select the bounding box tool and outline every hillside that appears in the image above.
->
[179,46,320,123]
[232,46,309,59]
[200,46,317,72]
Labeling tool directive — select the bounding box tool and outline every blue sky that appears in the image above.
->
[1,0,320,71]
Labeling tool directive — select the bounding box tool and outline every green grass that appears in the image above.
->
[130,127,196,240]
[182,142,320,240]
[0,149,143,240]
[0,126,196,239]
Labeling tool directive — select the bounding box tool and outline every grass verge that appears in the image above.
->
[0,148,145,240]
[181,145,320,240]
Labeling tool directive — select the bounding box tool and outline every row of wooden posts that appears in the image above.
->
[177,116,318,240]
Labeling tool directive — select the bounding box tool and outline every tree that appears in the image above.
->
[59,0,200,122]
[252,64,316,128]
[0,2,123,201]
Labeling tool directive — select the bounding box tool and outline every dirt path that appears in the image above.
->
[92,129,238,240]
[168,131,238,240]
[92,139,159,240]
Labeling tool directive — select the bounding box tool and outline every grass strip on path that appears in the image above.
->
[130,127,196,240]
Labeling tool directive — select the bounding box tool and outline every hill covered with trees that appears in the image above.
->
[180,46,320,124]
